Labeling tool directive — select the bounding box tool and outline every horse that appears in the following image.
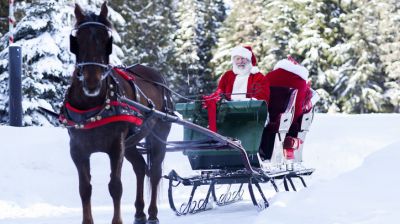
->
[62,2,173,224]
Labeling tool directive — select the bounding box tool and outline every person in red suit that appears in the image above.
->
[203,45,267,132]
[216,45,267,101]
[264,56,309,136]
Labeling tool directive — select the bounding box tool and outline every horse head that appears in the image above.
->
[70,2,113,97]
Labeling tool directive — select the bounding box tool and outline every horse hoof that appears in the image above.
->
[146,219,159,224]
[134,216,147,224]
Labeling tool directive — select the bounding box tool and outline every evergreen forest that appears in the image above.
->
[0,0,399,125]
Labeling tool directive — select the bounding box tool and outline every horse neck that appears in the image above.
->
[67,78,108,110]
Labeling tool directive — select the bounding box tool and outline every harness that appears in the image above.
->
[59,67,145,129]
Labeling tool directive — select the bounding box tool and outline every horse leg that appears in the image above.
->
[147,157,163,224]
[108,138,125,224]
[71,152,93,224]
[147,123,169,223]
[125,145,147,224]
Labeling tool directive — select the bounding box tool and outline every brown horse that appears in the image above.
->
[63,3,172,224]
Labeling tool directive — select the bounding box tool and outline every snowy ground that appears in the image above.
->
[1,113,399,224]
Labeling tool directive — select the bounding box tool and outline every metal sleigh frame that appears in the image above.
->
[120,95,315,216]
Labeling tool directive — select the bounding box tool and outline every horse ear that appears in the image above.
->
[74,4,85,23]
[100,1,108,19]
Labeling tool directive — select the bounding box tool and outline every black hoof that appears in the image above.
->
[146,219,159,224]
[134,216,147,224]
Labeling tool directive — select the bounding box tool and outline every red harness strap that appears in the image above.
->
[60,66,146,130]
[114,67,135,81]
[60,100,143,129]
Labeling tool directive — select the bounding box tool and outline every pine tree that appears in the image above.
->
[259,0,303,68]
[211,0,268,78]
[334,0,387,113]
[0,0,124,125]
[289,0,349,112]
[199,0,226,94]
[0,0,75,125]
[172,0,226,98]
[111,0,177,80]
[378,0,400,112]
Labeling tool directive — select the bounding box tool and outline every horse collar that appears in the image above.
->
[59,68,144,129]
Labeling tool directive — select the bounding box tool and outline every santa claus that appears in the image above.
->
[264,56,310,136]
[217,45,267,101]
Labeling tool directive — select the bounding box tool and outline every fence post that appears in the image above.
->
[9,45,22,127]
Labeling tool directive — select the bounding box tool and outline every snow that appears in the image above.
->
[0,113,400,224]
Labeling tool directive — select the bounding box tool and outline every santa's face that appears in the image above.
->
[233,56,250,69]
[233,55,251,76]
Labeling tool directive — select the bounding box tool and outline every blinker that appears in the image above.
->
[69,34,113,56]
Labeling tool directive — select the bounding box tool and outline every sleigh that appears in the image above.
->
[121,85,317,215]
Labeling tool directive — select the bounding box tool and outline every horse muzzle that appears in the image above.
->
[83,80,102,97]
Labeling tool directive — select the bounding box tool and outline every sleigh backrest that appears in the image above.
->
[259,86,297,164]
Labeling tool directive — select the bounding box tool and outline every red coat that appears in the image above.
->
[217,70,268,101]
[264,68,308,125]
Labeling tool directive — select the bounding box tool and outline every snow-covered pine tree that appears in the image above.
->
[211,0,268,78]
[259,0,303,69]
[0,0,124,125]
[378,0,400,112]
[172,0,226,98]
[334,0,387,113]
[171,0,202,97]
[197,0,226,95]
[289,0,349,112]
[111,0,177,82]
[0,0,75,125]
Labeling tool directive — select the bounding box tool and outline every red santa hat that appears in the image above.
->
[273,55,309,80]
[231,45,260,74]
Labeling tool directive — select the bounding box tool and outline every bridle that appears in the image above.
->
[69,21,114,82]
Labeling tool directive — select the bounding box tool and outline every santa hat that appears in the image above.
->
[231,45,260,74]
[273,55,309,80]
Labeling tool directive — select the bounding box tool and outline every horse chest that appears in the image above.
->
[68,123,129,152]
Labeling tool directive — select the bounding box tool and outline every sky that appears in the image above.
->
[0,113,400,224]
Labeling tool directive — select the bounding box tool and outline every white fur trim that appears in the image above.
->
[232,74,249,101]
[231,46,252,60]
[273,59,309,80]
[251,66,259,74]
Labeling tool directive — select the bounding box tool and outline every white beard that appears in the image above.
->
[233,63,252,76]
[231,63,251,101]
